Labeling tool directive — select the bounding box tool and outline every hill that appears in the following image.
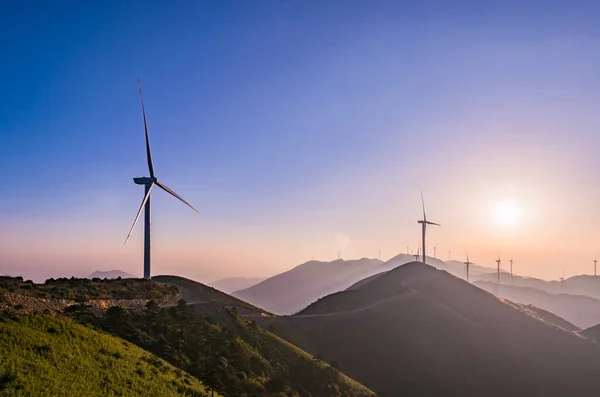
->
[582,323,600,342]
[88,270,136,279]
[233,258,385,314]
[259,262,600,397]
[153,275,266,315]
[209,277,265,294]
[475,280,600,329]
[0,312,216,396]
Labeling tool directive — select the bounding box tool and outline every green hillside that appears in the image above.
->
[0,312,217,397]
[68,297,374,397]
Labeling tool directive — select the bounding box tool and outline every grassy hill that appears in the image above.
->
[259,262,600,397]
[60,276,374,397]
[0,312,216,396]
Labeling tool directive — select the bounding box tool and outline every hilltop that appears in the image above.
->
[475,280,600,329]
[209,277,266,294]
[259,262,600,397]
[0,312,216,396]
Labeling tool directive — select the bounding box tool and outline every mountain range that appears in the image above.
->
[475,280,600,329]
[257,262,600,397]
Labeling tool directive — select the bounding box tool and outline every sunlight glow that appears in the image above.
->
[491,200,520,227]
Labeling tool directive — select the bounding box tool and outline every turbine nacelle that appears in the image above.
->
[133,177,156,185]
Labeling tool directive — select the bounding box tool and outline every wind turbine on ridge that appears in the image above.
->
[509,258,514,285]
[125,79,199,280]
[417,193,440,264]
[464,251,473,282]
[594,258,597,277]
[495,257,501,285]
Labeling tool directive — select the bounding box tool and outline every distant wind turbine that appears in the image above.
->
[510,258,514,285]
[417,193,440,264]
[559,269,566,290]
[125,80,199,280]
[594,258,597,277]
[434,246,437,259]
[495,257,501,285]
[448,250,452,261]
[464,252,473,282]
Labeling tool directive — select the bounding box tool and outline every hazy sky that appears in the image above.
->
[2,1,600,282]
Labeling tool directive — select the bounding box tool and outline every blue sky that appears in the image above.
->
[2,1,600,282]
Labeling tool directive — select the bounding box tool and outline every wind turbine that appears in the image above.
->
[495,257,501,285]
[417,193,440,265]
[125,80,199,280]
[509,258,514,285]
[559,269,566,290]
[434,246,437,259]
[464,252,473,282]
[594,258,597,277]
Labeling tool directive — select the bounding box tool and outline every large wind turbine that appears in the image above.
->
[125,80,199,280]
[417,193,440,264]
[464,252,473,282]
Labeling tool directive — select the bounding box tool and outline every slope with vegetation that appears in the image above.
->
[259,262,600,397]
[67,297,373,397]
[0,312,216,396]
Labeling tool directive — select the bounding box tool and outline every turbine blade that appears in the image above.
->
[125,182,154,244]
[421,191,426,221]
[155,181,199,214]
[138,79,155,178]
[426,221,441,226]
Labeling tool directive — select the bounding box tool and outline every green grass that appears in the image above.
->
[0,312,218,397]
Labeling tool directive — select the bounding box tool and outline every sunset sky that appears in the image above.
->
[1,1,600,283]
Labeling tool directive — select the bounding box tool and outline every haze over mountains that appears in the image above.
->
[259,262,600,397]
[475,281,600,329]
[208,276,266,294]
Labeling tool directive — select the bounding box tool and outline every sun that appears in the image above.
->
[491,200,520,226]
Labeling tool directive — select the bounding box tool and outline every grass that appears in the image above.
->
[0,312,218,397]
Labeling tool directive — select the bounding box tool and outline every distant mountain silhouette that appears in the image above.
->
[233,258,385,314]
[259,262,600,397]
[209,276,265,293]
[88,270,135,279]
[475,280,600,329]
[471,272,600,300]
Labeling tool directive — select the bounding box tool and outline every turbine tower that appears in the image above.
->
[464,252,473,282]
[510,258,514,285]
[594,258,597,277]
[417,193,440,265]
[125,80,199,280]
[495,257,501,285]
